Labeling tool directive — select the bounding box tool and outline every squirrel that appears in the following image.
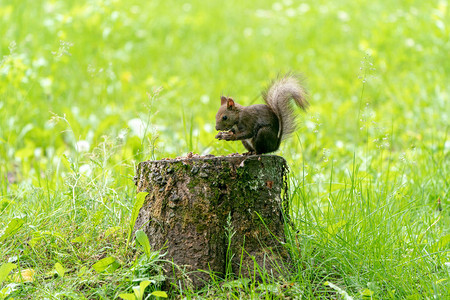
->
[215,74,308,154]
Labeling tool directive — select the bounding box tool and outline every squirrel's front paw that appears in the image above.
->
[215,132,224,140]
[215,131,234,140]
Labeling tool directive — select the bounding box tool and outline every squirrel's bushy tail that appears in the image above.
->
[262,74,308,140]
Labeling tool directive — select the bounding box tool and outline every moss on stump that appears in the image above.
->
[133,154,290,289]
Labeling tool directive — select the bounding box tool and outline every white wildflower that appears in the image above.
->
[76,140,90,152]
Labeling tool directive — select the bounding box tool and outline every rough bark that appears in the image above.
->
[133,154,290,289]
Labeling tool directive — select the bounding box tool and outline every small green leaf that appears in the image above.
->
[151,291,168,298]
[0,218,25,242]
[132,192,148,228]
[28,236,43,247]
[127,192,148,244]
[54,262,65,278]
[77,266,87,277]
[140,280,151,292]
[104,226,122,237]
[361,288,374,296]
[132,286,141,299]
[132,280,151,299]
[118,293,136,300]
[92,256,116,273]
[0,263,17,283]
[135,230,151,256]
[71,234,89,243]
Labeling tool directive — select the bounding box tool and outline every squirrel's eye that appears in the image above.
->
[222,115,228,121]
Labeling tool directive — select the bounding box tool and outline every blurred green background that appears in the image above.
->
[1,0,448,164]
[0,0,449,298]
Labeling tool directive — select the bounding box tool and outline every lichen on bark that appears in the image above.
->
[133,154,290,289]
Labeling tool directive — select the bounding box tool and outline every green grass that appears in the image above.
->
[1,0,449,298]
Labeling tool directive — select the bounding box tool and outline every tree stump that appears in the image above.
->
[133,154,290,289]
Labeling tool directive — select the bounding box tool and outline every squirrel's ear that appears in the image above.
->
[220,96,227,106]
[227,98,235,109]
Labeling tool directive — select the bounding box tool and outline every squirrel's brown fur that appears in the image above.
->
[215,74,308,154]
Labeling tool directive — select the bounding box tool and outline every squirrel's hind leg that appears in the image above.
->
[253,127,279,154]
[241,139,255,153]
